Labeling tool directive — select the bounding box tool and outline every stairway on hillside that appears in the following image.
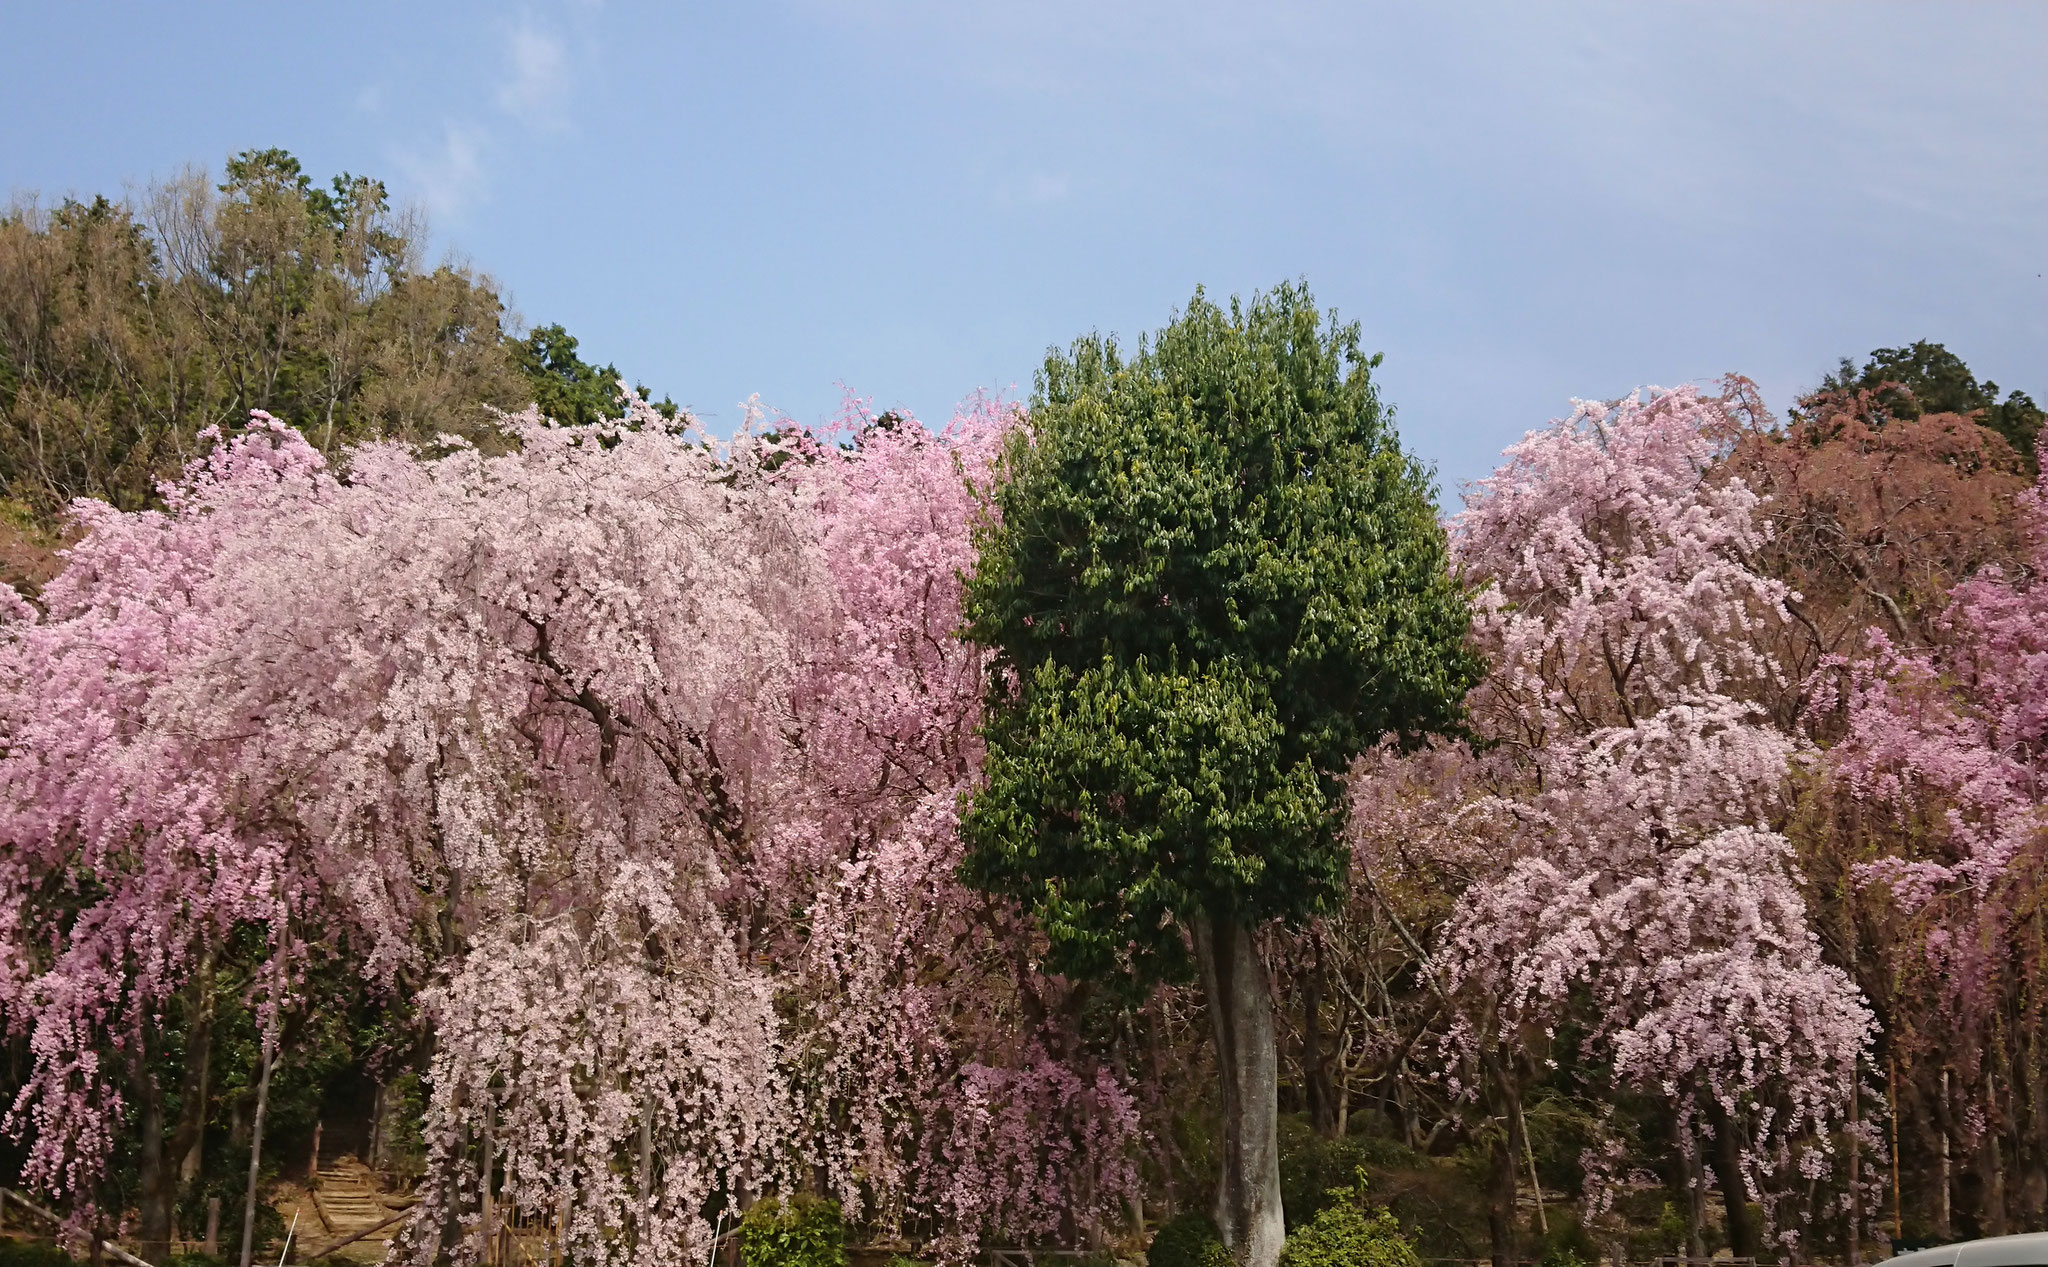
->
[308,1157,413,1259]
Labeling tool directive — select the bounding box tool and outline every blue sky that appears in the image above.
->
[5,2,2043,496]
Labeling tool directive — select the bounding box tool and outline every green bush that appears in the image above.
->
[1147,1211,1232,1267]
[1277,1118,1413,1231]
[1532,1210,1598,1267]
[166,1252,228,1267]
[738,1195,846,1267]
[0,1240,74,1267]
[1279,1180,1420,1267]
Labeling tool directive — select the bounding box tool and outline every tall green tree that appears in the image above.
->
[1818,338,2042,466]
[0,148,528,527]
[962,283,1481,1267]
[510,322,626,426]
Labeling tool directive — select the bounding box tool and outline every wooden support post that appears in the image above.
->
[553,1190,569,1267]
[1939,1069,1953,1239]
[206,1198,222,1257]
[1849,1075,1863,1267]
[368,1084,385,1171]
[309,1120,323,1185]
[481,1104,496,1267]
[1889,1054,1902,1248]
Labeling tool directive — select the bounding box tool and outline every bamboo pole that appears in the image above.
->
[2,1188,161,1267]
[301,1208,414,1263]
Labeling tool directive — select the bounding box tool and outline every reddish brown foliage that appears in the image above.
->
[1715,377,2030,729]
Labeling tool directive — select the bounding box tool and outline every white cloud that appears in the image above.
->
[397,124,490,223]
[386,12,589,230]
[498,21,569,128]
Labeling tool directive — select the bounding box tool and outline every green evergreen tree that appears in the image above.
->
[962,282,1481,1267]
[1819,339,2041,466]
[510,323,627,426]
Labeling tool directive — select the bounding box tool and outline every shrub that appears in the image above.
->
[1533,1210,1597,1267]
[1148,1211,1232,1267]
[0,1241,73,1267]
[738,1195,847,1267]
[1279,1180,1420,1267]
[1277,1117,1413,1231]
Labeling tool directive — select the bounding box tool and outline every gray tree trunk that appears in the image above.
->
[136,1057,171,1266]
[1705,1100,1760,1259]
[239,1025,278,1267]
[175,1003,213,1187]
[1302,937,1338,1139]
[1193,916,1286,1267]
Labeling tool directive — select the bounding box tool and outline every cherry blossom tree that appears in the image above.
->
[0,413,326,1259]
[1822,468,2048,1234]
[1348,386,1876,1261]
[2,396,1140,1267]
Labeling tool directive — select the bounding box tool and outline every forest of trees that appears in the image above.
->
[0,149,651,590]
[0,155,2042,1267]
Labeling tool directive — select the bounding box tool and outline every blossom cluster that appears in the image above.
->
[0,398,1138,1264]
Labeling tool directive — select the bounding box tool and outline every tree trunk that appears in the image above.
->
[1704,1101,1760,1259]
[637,1089,660,1252]
[138,1059,172,1266]
[481,1105,497,1266]
[1678,1141,1705,1262]
[175,1001,214,1187]
[369,1083,386,1171]
[239,1023,279,1267]
[1494,1065,1543,1240]
[1937,1068,1954,1240]
[1848,1078,1862,1267]
[1982,1071,2007,1237]
[1486,1127,1518,1267]
[1303,936,1338,1139]
[1192,915,1286,1267]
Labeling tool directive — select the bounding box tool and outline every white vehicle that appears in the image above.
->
[1876,1233,2048,1267]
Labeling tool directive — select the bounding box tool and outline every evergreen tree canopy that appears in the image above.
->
[1819,338,2041,465]
[510,322,629,427]
[961,283,1482,984]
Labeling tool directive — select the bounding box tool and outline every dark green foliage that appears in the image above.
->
[1148,1211,1233,1267]
[962,282,1483,983]
[510,324,627,427]
[1819,339,2042,465]
[738,1195,847,1267]
[1532,1208,1599,1267]
[165,1252,229,1267]
[0,1241,73,1267]
[1653,1202,1688,1255]
[508,324,681,427]
[1278,1179,1420,1267]
[1277,1118,1411,1230]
